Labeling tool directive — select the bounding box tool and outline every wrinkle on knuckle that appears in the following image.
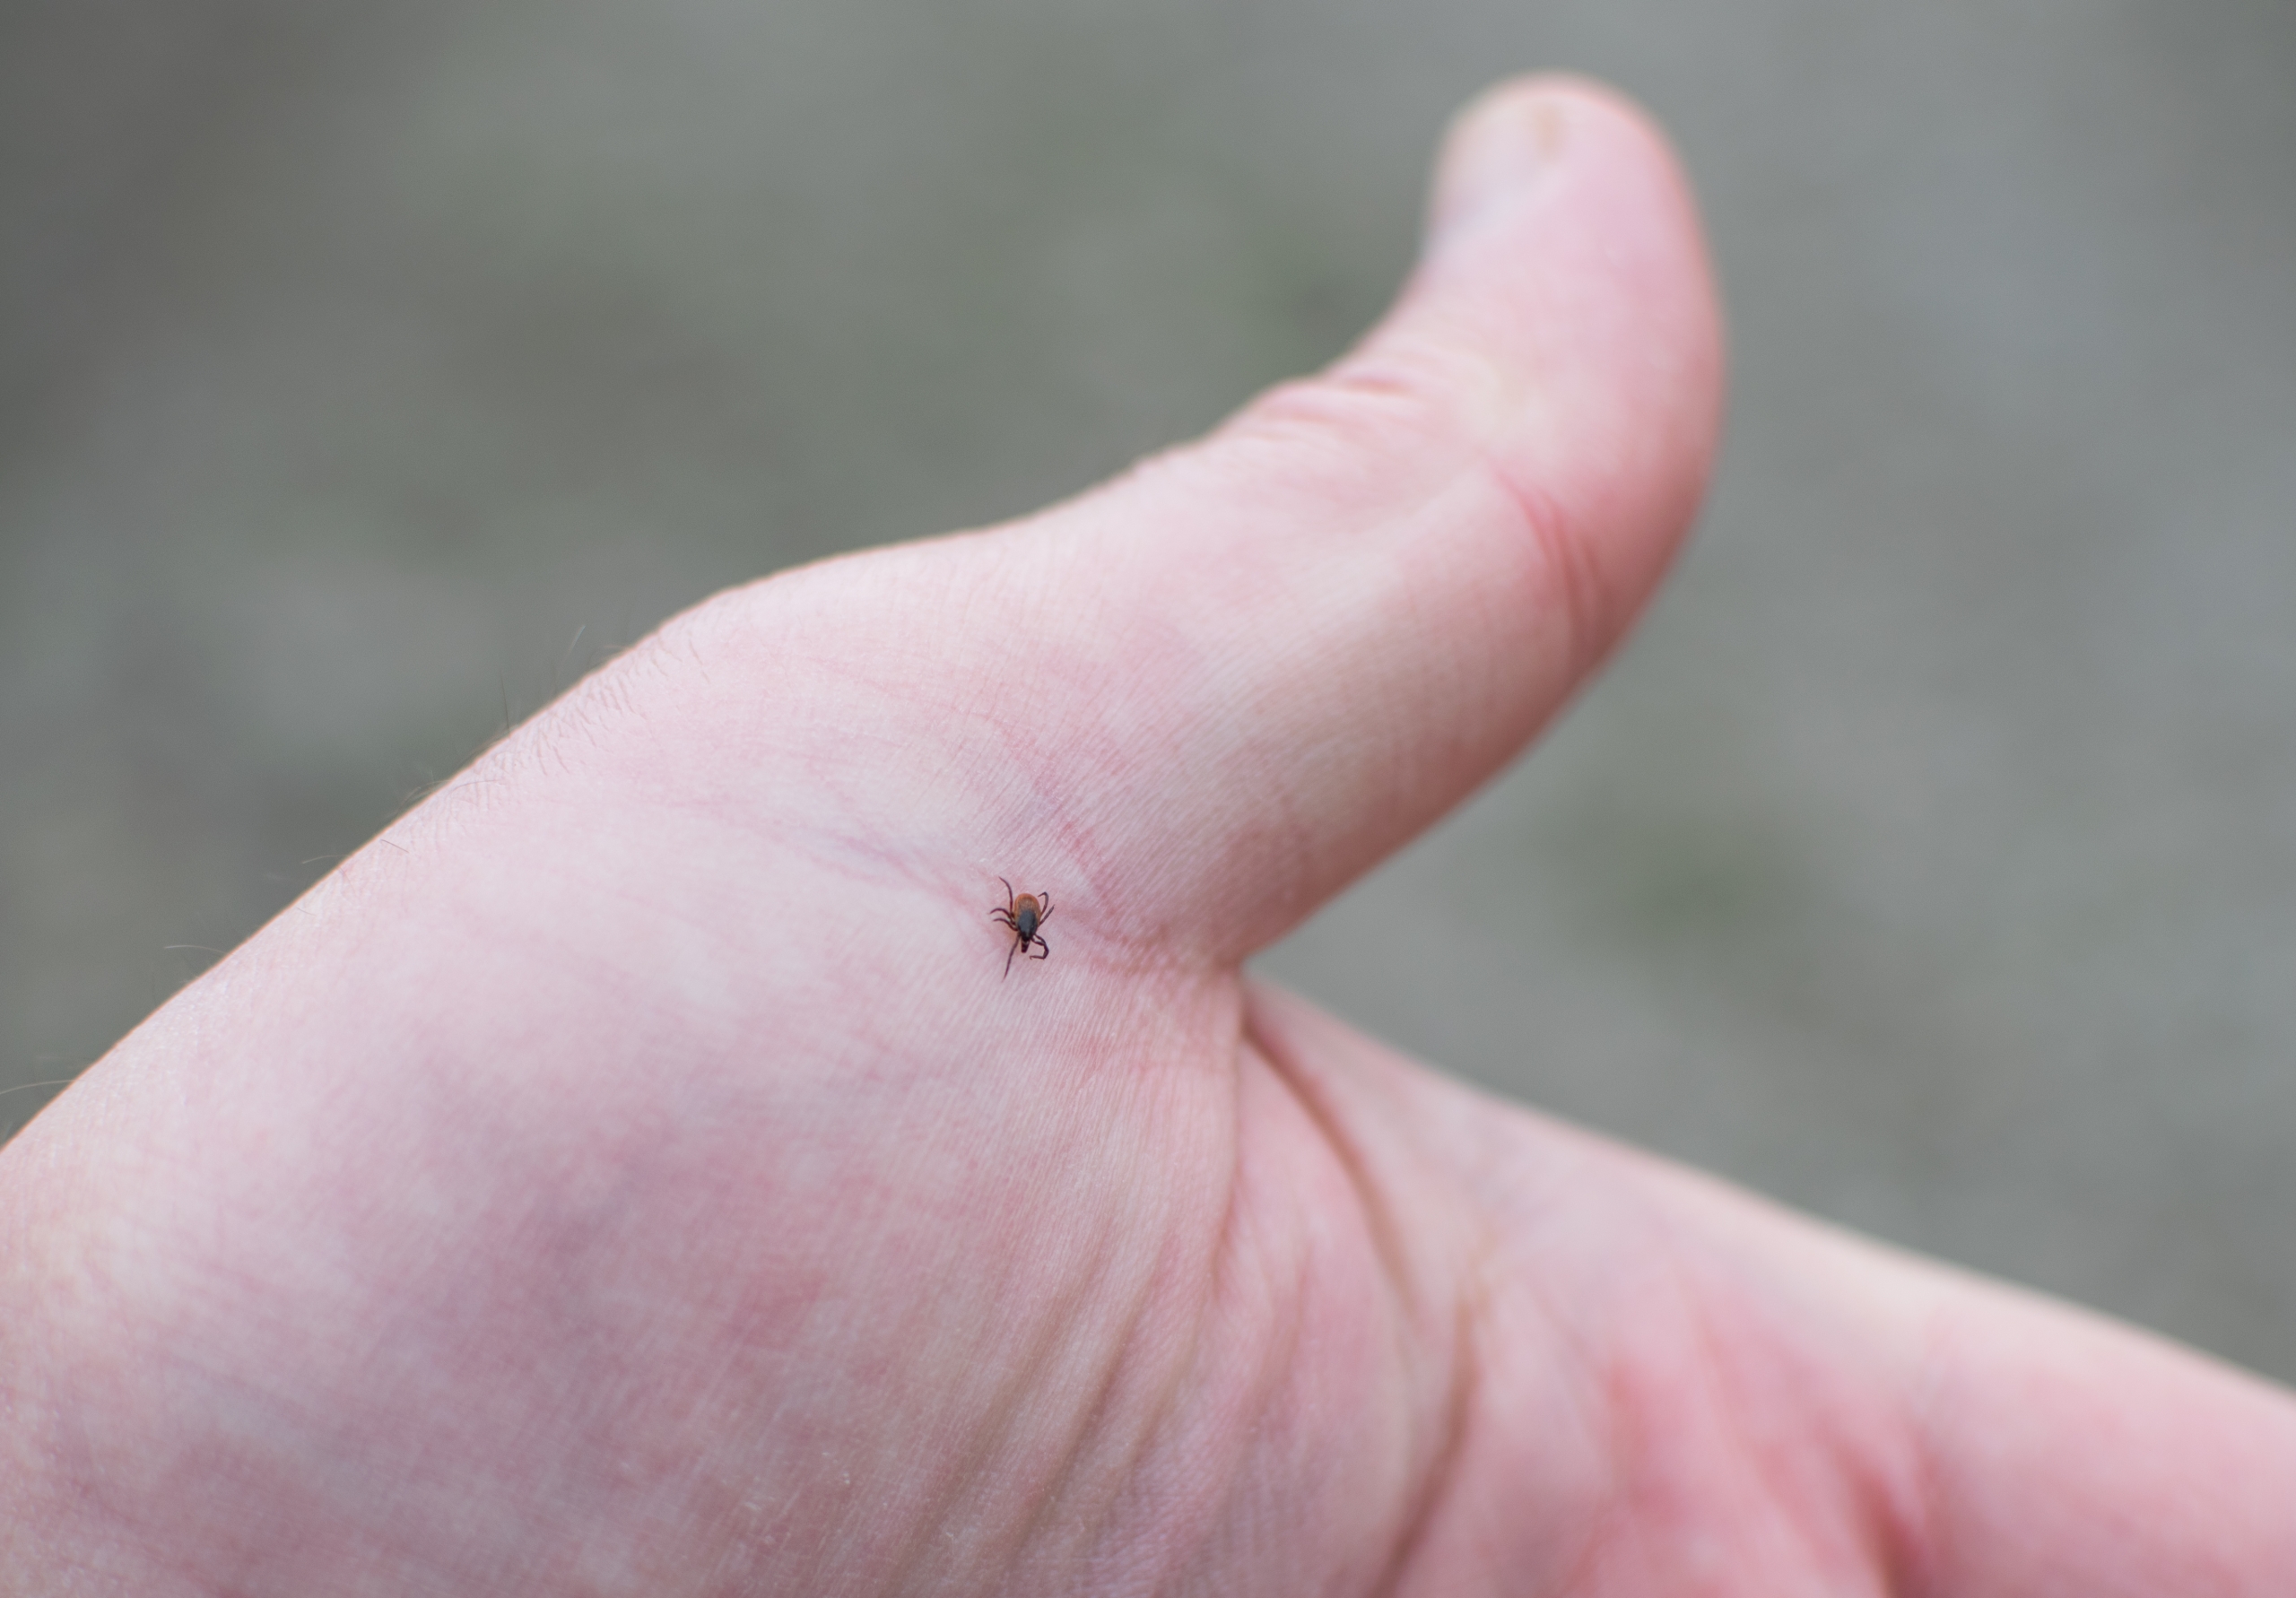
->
[1221,343,1607,676]
[1471,446,1607,682]
[1215,347,1473,499]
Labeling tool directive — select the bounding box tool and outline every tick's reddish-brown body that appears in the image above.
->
[990,877,1053,977]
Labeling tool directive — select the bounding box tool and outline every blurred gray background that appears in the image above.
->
[5,1,2294,1377]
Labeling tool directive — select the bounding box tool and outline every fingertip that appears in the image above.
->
[1428,76,1694,256]
[1426,77,1578,246]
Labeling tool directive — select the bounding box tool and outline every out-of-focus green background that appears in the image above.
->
[6,2,2295,1377]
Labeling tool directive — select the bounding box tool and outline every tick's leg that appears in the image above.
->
[1004,936,1019,979]
[1037,894,1052,923]
[1031,934,1050,960]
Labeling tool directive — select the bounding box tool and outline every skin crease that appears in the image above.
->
[4,76,2294,1596]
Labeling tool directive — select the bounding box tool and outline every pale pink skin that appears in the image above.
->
[4,78,2292,1595]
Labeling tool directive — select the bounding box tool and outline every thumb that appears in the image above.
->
[664,75,1723,977]
[1003,75,1726,960]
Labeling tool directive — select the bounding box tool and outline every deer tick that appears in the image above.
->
[990,877,1053,977]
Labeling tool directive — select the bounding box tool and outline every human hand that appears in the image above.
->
[5,77,2292,1594]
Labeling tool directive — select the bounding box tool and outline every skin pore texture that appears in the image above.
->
[4,77,2295,1595]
